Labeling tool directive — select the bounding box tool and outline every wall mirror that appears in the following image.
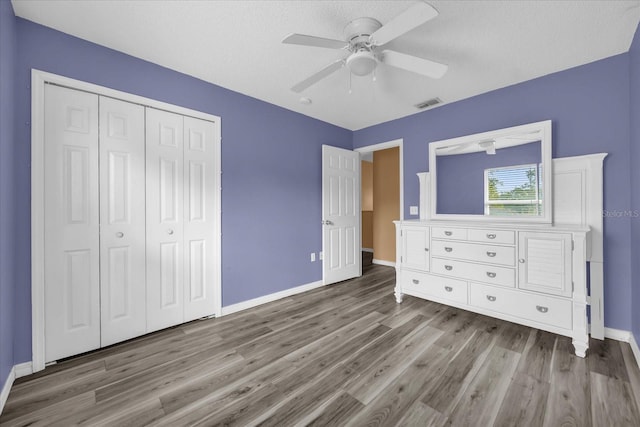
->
[429,120,552,223]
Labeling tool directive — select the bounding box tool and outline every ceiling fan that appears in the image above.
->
[282,2,448,93]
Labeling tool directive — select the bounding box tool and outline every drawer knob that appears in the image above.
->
[486,272,497,278]
[412,279,419,284]
[444,247,453,252]
[445,265,453,271]
[536,305,549,313]
[486,251,496,257]
[444,286,453,292]
[115,232,124,238]
[486,233,496,239]
[487,295,497,302]
[424,248,429,252]
[444,231,453,236]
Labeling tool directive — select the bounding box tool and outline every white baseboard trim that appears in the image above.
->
[15,362,33,379]
[630,333,640,369]
[0,366,16,416]
[362,248,374,253]
[604,327,631,342]
[220,280,325,316]
[372,259,395,267]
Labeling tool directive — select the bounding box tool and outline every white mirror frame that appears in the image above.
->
[429,120,553,223]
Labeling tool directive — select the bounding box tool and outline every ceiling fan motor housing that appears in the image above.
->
[344,17,382,76]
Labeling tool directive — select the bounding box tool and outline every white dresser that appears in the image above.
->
[394,221,591,357]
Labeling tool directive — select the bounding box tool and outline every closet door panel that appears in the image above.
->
[183,117,216,320]
[44,84,100,362]
[99,97,147,346]
[146,108,185,332]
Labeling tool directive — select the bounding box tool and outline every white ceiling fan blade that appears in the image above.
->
[381,50,447,79]
[291,59,344,93]
[369,2,438,46]
[282,33,347,50]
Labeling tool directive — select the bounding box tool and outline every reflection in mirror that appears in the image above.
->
[436,142,541,215]
[429,120,552,223]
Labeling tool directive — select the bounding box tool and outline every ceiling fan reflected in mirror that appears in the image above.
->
[282,2,448,93]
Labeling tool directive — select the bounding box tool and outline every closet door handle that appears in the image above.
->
[486,233,496,239]
[536,305,549,313]
[444,247,453,252]
[486,295,497,302]
[444,265,453,271]
[486,251,496,257]
[167,229,174,235]
[115,232,124,238]
[444,286,453,292]
[519,258,525,263]
[486,272,496,278]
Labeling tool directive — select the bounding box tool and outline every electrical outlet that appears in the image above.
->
[410,205,419,215]
[310,252,316,262]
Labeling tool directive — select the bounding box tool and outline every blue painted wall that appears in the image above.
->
[10,17,351,365]
[630,25,640,346]
[0,0,17,392]
[354,54,633,331]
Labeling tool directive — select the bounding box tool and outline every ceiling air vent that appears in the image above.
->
[415,97,442,109]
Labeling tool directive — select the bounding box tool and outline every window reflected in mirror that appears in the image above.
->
[484,163,543,216]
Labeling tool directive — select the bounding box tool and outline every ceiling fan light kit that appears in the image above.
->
[282,2,447,93]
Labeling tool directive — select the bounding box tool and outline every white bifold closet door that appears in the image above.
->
[146,108,216,333]
[44,84,101,362]
[98,96,147,347]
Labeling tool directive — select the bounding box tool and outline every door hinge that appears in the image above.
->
[571,240,574,251]
[400,230,403,237]
[400,256,403,263]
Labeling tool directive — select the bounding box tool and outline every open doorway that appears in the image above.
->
[355,140,403,268]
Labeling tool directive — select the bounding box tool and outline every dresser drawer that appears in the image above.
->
[469,283,572,330]
[431,240,515,266]
[431,227,468,240]
[468,229,515,245]
[399,270,468,304]
[432,257,515,288]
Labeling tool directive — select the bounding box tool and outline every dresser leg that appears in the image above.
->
[572,339,588,358]
[394,287,404,304]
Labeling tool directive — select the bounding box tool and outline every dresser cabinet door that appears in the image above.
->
[401,226,430,271]
[518,232,572,297]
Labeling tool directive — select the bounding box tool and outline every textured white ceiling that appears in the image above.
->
[11,0,640,130]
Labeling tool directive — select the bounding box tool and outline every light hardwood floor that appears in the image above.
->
[2,264,640,426]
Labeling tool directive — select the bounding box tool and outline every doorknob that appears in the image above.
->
[323,220,334,226]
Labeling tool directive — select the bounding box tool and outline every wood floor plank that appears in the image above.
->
[3,265,640,427]
[446,345,521,426]
[396,401,448,427]
[620,341,640,419]
[345,325,443,405]
[345,344,452,426]
[516,329,556,383]
[588,338,631,381]
[543,336,592,427]
[421,330,497,414]
[493,372,550,427]
[590,371,640,426]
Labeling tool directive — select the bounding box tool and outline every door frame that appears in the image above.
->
[354,139,404,265]
[31,69,222,372]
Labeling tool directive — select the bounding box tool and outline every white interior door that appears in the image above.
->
[99,96,147,346]
[44,84,101,362]
[146,108,185,332]
[183,116,216,320]
[322,145,361,285]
